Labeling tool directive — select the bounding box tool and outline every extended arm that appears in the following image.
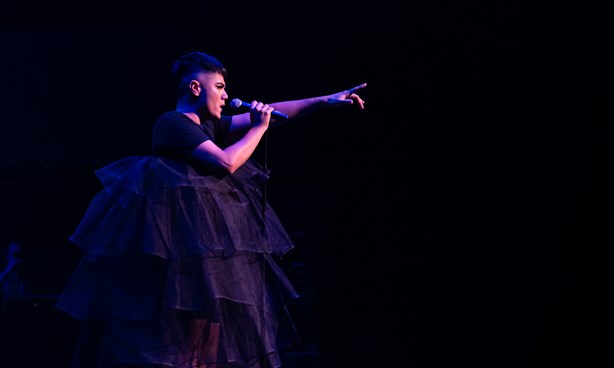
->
[224,83,367,138]
[272,82,367,118]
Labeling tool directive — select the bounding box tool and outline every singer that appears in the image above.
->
[56,50,366,368]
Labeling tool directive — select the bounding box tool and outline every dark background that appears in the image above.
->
[1,1,609,367]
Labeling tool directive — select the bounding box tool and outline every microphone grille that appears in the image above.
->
[230,98,243,109]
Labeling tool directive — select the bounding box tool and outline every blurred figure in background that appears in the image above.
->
[0,240,26,300]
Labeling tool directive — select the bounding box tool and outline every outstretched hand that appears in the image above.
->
[326,83,367,109]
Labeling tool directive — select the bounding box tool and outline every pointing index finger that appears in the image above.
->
[349,82,367,94]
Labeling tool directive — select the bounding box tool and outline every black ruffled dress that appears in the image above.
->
[56,112,301,368]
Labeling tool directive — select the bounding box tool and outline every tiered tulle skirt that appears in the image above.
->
[56,156,301,368]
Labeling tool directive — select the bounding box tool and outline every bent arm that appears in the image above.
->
[192,102,275,174]
[192,124,267,175]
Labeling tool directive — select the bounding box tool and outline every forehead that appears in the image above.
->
[196,71,225,85]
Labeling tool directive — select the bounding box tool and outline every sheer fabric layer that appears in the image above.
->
[56,156,300,368]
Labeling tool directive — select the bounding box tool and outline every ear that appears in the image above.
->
[189,80,201,96]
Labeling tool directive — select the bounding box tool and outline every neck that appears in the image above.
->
[180,111,201,125]
[175,102,200,124]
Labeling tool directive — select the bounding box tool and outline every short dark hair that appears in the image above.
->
[172,51,227,95]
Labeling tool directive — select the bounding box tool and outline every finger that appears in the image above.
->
[348,82,367,94]
[348,91,365,102]
[351,94,365,109]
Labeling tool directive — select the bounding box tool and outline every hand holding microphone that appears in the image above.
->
[230,98,289,121]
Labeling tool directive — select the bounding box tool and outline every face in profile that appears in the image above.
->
[195,72,228,120]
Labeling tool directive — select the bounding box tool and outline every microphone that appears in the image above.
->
[230,98,289,121]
